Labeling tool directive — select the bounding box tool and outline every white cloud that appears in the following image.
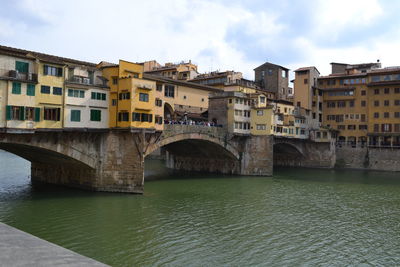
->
[3,0,399,81]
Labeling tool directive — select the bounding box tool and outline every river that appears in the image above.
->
[0,149,399,266]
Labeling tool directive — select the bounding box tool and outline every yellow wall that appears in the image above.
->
[35,62,65,129]
[119,60,143,79]
[251,107,273,135]
[102,66,119,127]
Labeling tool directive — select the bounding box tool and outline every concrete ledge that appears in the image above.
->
[0,222,109,266]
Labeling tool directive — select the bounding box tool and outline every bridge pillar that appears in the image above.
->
[239,135,273,176]
[30,131,145,194]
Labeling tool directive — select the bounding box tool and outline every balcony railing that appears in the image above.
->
[0,69,38,82]
[66,75,107,87]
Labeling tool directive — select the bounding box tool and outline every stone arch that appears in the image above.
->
[145,132,240,160]
[0,137,96,169]
[164,102,174,121]
[273,141,304,156]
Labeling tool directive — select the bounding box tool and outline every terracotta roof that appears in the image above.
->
[294,66,320,74]
[254,62,289,71]
[0,45,97,67]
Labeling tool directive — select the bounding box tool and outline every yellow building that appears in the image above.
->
[144,60,198,80]
[0,48,39,130]
[367,68,400,146]
[101,60,156,130]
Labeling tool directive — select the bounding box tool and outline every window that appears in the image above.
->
[256,124,266,130]
[395,88,400,93]
[119,92,130,100]
[229,99,232,104]
[348,125,356,130]
[155,115,163,124]
[156,84,162,91]
[384,112,389,118]
[90,109,101,121]
[112,99,117,106]
[395,100,400,106]
[142,113,152,122]
[139,93,149,102]
[382,123,391,132]
[260,96,266,104]
[165,85,175,97]
[374,100,379,107]
[361,114,366,122]
[68,89,85,98]
[359,125,368,130]
[132,112,141,121]
[43,65,62,77]
[257,110,264,116]
[328,91,354,96]
[44,108,61,121]
[384,100,389,106]
[384,88,390,94]
[15,61,29,73]
[27,84,35,96]
[374,112,379,118]
[6,106,24,120]
[327,101,336,108]
[53,87,62,95]
[395,124,400,132]
[395,112,400,118]
[25,107,35,121]
[112,77,118,85]
[361,100,366,107]
[201,98,204,102]
[349,101,354,107]
[91,92,106,100]
[70,110,81,122]
[336,115,344,122]
[374,89,380,95]
[337,101,346,108]
[361,90,366,96]
[304,79,308,84]
[337,125,345,130]
[374,124,379,132]
[12,82,21,94]
[118,112,129,121]
[41,85,50,94]
[155,98,162,107]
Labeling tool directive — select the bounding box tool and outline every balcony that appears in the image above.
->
[0,69,38,83]
[66,75,107,87]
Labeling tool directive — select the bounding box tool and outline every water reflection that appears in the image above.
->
[0,150,399,266]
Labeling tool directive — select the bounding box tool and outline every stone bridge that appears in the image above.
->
[0,125,335,193]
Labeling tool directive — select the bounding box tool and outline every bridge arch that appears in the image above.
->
[273,139,305,167]
[145,132,240,160]
[0,134,97,169]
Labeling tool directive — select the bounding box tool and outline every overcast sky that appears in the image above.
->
[1,0,399,79]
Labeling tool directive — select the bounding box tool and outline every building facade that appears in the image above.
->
[254,62,290,100]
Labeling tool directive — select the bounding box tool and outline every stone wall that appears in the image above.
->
[336,146,400,171]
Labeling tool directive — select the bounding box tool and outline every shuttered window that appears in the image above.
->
[70,110,81,122]
[90,109,101,121]
[27,84,35,96]
[12,82,21,94]
[15,61,29,73]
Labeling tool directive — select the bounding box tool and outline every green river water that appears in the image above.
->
[0,150,399,266]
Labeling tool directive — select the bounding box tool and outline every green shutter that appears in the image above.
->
[19,106,25,120]
[6,106,12,120]
[16,61,29,73]
[91,92,96,99]
[27,84,35,96]
[98,110,101,121]
[102,93,106,100]
[12,82,21,94]
[43,65,48,75]
[34,108,40,122]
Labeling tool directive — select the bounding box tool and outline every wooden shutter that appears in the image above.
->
[19,106,25,120]
[34,108,40,122]
[6,106,12,120]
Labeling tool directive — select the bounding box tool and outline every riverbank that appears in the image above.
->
[0,222,109,266]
